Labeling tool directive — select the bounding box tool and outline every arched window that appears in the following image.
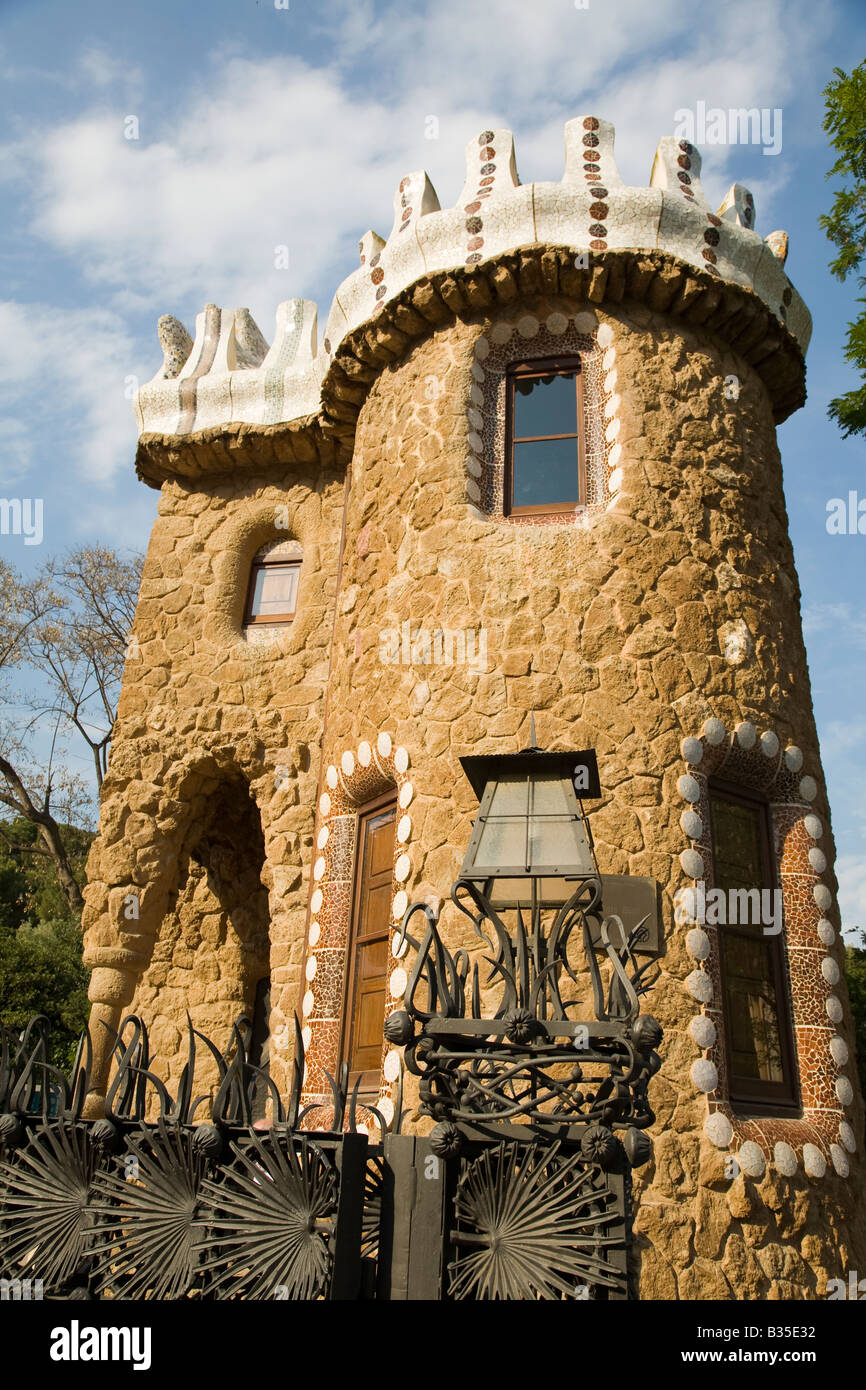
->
[707,780,798,1109]
[244,539,302,631]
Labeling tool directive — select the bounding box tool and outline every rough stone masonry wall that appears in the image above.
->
[81,439,345,1105]
[309,293,866,1298]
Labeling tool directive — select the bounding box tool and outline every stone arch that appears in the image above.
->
[673,717,857,1182]
[300,733,414,1128]
[83,746,278,1111]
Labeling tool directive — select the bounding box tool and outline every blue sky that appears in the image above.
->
[1,0,865,931]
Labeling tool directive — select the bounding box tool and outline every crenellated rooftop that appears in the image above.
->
[134,114,810,459]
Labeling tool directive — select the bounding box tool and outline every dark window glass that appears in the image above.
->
[506,358,585,516]
[343,798,396,1092]
[709,785,798,1108]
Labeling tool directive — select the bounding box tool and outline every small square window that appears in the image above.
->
[244,547,300,626]
[505,357,586,516]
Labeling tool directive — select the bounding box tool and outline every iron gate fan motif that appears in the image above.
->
[448,1140,627,1300]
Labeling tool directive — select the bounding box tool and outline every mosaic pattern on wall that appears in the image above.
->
[299,733,414,1131]
[470,310,621,521]
[674,717,857,1182]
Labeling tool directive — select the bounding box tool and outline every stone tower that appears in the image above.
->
[81,115,866,1298]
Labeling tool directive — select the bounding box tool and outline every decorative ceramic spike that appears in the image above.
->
[233,310,270,369]
[563,115,624,189]
[178,303,222,381]
[650,135,708,209]
[157,315,193,380]
[458,128,520,206]
[359,230,386,266]
[765,230,789,265]
[388,170,440,241]
[262,298,318,374]
[717,183,757,232]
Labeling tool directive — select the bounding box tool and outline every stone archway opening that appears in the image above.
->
[128,775,271,1101]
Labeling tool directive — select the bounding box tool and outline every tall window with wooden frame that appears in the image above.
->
[505,356,586,516]
[244,539,301,629]
[342,795,397,1093]
[708,782,799,1110]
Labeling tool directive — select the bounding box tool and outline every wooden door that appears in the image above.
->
[343,798,396,1089]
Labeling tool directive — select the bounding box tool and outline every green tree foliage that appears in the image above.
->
[844,931,866,1132]
[0,817,91,1068]
[820,62,866,436]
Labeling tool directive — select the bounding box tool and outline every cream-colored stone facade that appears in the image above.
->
[82,120,866,1298]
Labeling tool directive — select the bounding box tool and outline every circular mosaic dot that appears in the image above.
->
[467,407,483,430]
[799,775,818,802]
[760,730,780,758]
[822,956,840,985]
[377,732,393,757]
[392,890,408,920]
[681,809,703,839]
[395,853,411,882]
[705,1112,733,1147]
[678,774,701,803]
[608,469,623,494]
[395,746,410,774]
[686,927,710,961]
[475,337,490,360]
[517,314,540,338]
[357,740,372,766]
[836,1075,854,1106]
[317,826,329,850]
[546,312,568,335]
[689,1014,716,1048]
[301,1024,312,1050]
[399,782,413,809]
[596,323,614,348]
[680,849,704,879]
[691,1059,718,1092]
[830,1144,850,1177]
[818,919,835,946]
[840,1121,857,1153]
[602,347,616,371]
[313,856,326,881]
[703,717,726,745]
[311,888,323,915]
[814,884,833,912]
[681,736,703,765]
[305,955,317,982]
[603,370,618,394]
[785,745,804,772]
[392,934,408,960]
[574,311,598,333]
[736,721,757,750]
[397,815,411,843]
[738,1141,765,1178]
[384,1051,401,1083]
[468,430,483,453]
[319,793,331,817]
[302,990,314,1016]
[608,443,622,467]
[773,1142,798,1176]
[326,765,338,789]
[827,995,843,1022]
[491,322,513,344]
[830,1035,849,1066]
[803,1143,827,1178]
[686,969,713,1002]
[389,967,408,999]
[309,921,321,947]
[804,814,823,840]
[378,1097,395,1125]
[808,848,827,873]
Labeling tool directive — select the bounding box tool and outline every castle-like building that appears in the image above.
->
[80,115,865,1298]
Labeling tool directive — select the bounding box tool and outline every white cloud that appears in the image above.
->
[0,300,140,485]
[0,0,827,351]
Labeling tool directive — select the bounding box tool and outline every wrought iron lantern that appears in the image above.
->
[458,746,601,909]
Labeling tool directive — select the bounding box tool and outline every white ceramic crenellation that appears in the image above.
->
[135,114,810,437]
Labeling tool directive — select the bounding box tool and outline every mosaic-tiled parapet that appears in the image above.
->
[134,114,810,441]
